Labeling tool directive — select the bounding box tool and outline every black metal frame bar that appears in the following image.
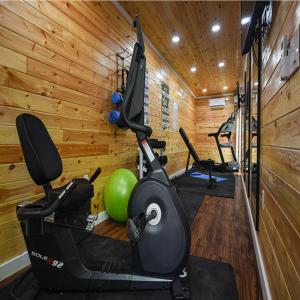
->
[185,152,191,174]
[247,51,252,197]
[243,72,247,182]
[215,135,225,165]
[244,17,262,231]
[255,18,262,231]
[116,51,130,95]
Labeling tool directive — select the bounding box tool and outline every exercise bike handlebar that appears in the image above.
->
[89,167,101,183]
[17,180,77,220]
[121,17,152,137]
[134,16,145,53]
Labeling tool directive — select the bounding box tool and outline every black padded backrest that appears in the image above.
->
[16,114,63,186]
[179,127,202,165]
[179,127,189,144]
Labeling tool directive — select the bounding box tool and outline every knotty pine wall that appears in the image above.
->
[0,1,195,264]
[256,2,300,299]
[194,96,235,163]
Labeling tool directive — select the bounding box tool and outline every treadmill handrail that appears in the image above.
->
[209,117,235,137]
[134,15,145,53]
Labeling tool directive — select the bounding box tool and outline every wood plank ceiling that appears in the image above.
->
[120,1,241,97]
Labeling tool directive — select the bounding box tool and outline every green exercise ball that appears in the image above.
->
[104,169,138,222]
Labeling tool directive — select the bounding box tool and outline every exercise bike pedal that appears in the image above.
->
[127,218,141,242]
[127,211,157,242]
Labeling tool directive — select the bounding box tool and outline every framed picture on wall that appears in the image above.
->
[144,69,149,125]
[161,82,170,129]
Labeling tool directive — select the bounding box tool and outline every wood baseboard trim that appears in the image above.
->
[0,251,30,282]
[169,167,186,179]
[241,175,272,300]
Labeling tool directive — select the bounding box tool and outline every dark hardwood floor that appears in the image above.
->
[190,176,263,300]
[1,175,262,300]
[0,266,31,289]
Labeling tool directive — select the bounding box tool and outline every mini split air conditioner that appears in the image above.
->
[209,97,225,108]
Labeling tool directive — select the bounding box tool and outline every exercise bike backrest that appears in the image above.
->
[16,113,63,188]
[15,113,101,221]
[179,127,202,165]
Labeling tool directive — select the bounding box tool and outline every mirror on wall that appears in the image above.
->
[244,57,251,196]
[242,21,261,230]
[241,73,247,185]
[239,39,260,231]
[239,90,245,180]
[240,4,267,231]
[250,43,259,228]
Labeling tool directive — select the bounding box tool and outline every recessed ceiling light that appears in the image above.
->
[241,16,251,25]
[223,86,228,90]
[172,35,180,43]
[190,66,197,72]
[218,61,225,68]
[254,81,258,86]
[202,88,207,93]
[211,24,220,32]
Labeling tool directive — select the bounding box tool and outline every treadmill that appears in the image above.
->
[208,115,240,172]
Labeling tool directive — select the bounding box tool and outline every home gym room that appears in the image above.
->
[0,1,299,299]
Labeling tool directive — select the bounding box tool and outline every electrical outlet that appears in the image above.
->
[289,25,300,76]
[83,174,89,180]
[281,25,300,80]
[281,34,290,80]
[261,190,265,209]
[281,34,289,57]
[281,56,290,80]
